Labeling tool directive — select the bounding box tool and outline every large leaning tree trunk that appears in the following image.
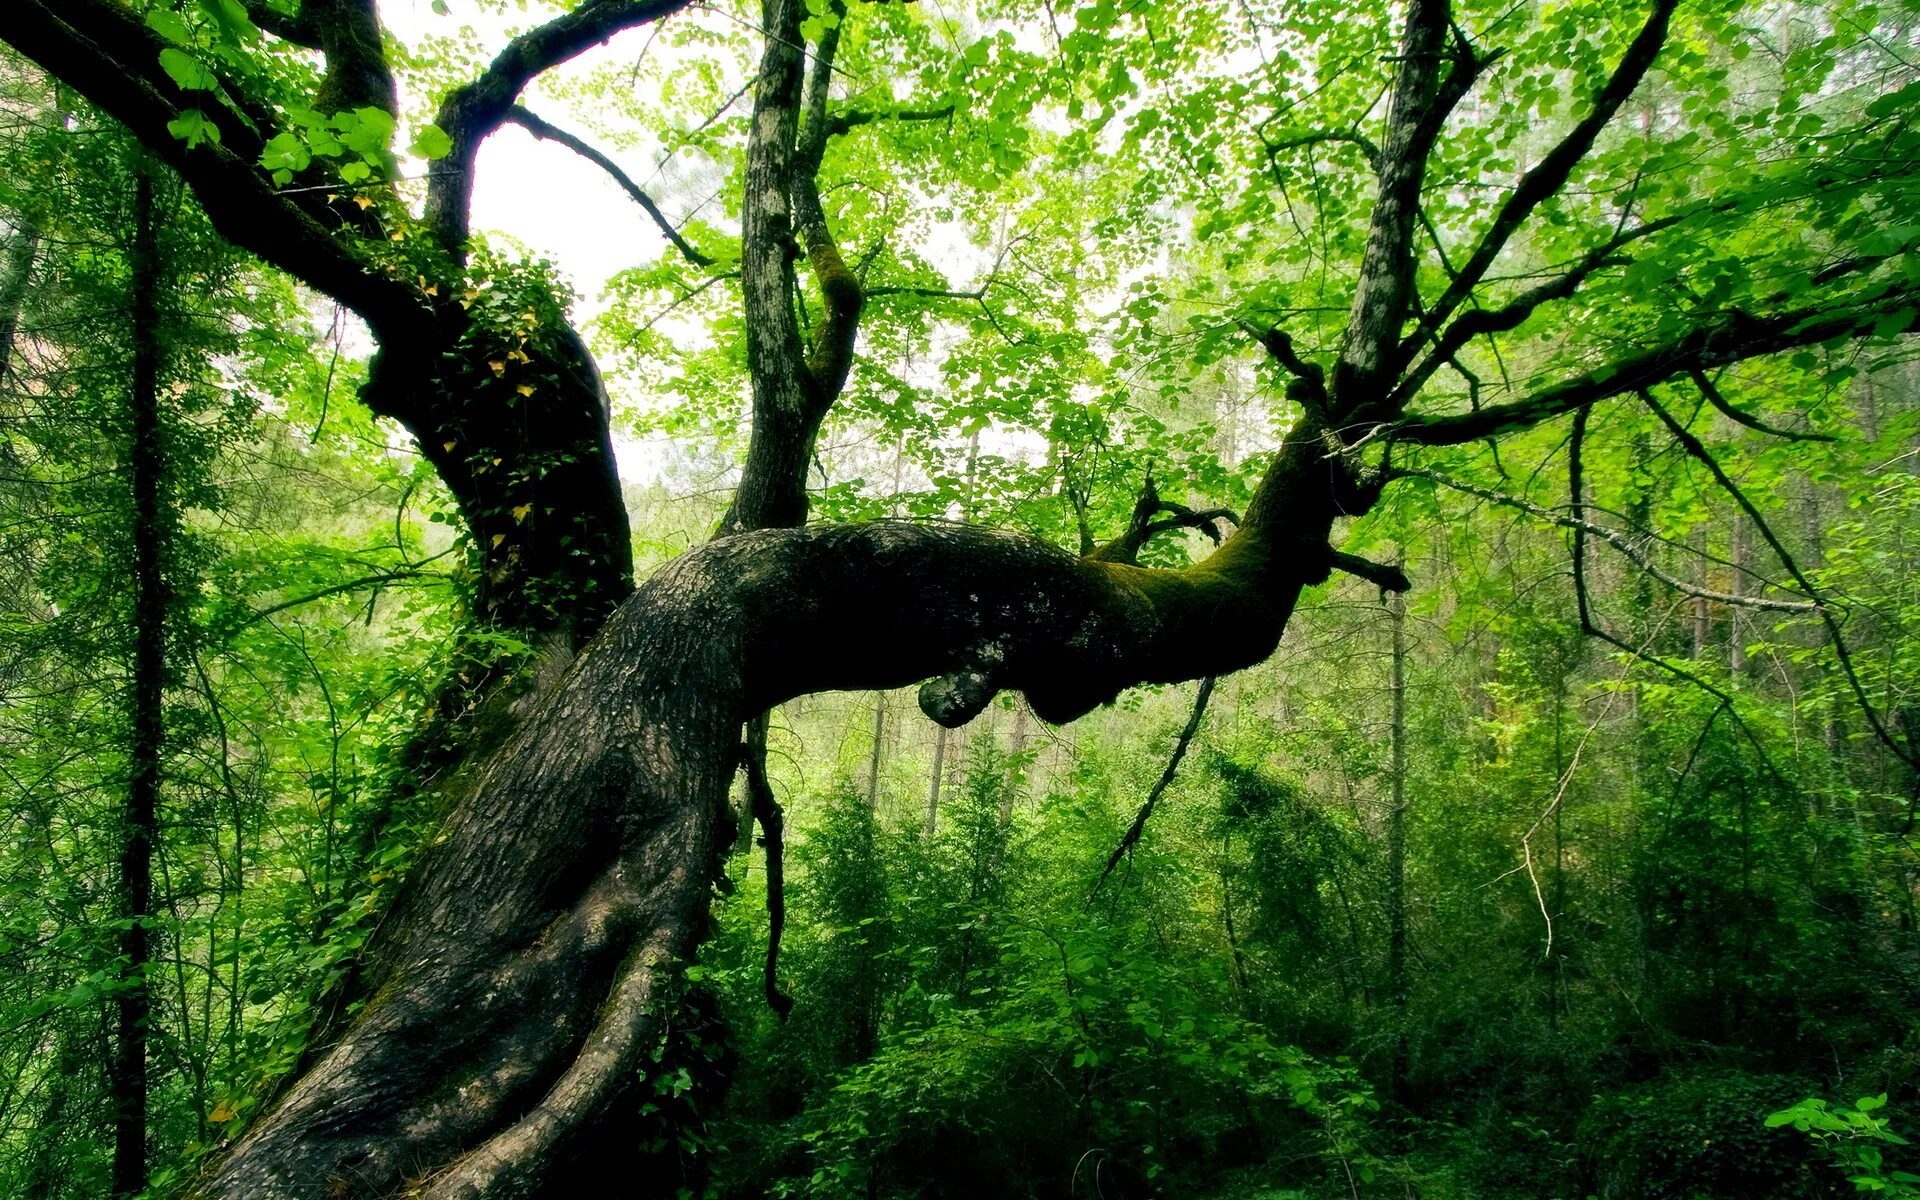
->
[9,0,1920,1196]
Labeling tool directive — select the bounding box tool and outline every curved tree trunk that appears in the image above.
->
[197,492,1336,1197]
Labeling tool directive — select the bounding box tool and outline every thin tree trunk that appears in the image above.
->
[866,692,886,808]
[1730,512,1749,677]
[1690,528,1711,659]
[926,722,947,835]
[1001,702,1029,822]
[114,160,163,1200]
[1385,586,1409,1098]
[0,216,39,383]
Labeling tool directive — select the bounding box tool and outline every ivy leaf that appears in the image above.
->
[194,0,259,45]
[144,11,194,45]
[166,109,222,148]
[261,131,311,174]
[409,123,454,161]
[158,48,218,92]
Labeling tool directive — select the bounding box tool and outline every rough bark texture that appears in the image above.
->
[195,508,1337,1199]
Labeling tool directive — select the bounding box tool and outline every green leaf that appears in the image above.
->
[157,48,217,92]
[166,109,222,148]
[409,123,453,161]
[194,0,259,44]
[1872,309,1915,339]
[145,10,194,45]
[336,106,395,157]
[261,131,310,174]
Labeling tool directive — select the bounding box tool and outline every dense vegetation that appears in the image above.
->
[0,0,1917,1197]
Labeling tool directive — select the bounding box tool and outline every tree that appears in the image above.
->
[3,0,1916,1195]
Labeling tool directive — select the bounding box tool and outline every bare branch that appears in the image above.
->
[1395,464,1819,613]
[504,106,714,267]
[1329,550,1412,593]
[740,716,794,1019]
[1091,676,1216,896]
[866,284,986,301]
[825,104,955,139]
[1567,405,1790,785]
[1262,127,1382,171]
[1086,474,1239,564]
[426,0,693,252]
[1392,206,1703,407]
[1402,0,1679,364]
[1689,368,1834,442]
[1238,319,1329,411]
[1641,388,1918,773]
[1388,283,1920,446]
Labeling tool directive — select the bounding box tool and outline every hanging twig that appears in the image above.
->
[740,716,794,1019]
[1568,404,1788,787]
[1641,387,1918,774]
[1090,676,1216,897]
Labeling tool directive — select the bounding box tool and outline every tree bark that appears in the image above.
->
[193,508,1332,1198]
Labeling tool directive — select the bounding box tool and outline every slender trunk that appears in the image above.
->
[0,216,39,383]
[114,160,164,1200]
[1729,512,1749,677]
[926,723,947,835]
[1690,528,1710,659]
[1385,587,1409,1097]
[866,692,886,808]
[1001,702,1029,822]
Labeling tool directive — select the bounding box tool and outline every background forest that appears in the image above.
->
[1,0,1918,1197]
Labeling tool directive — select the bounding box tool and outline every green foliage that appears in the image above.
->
[1769,1095,1920,1195]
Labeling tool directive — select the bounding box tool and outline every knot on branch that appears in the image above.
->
[919,666,1000,728]
[1086,474,1240,566]
[1328,549,1412,594]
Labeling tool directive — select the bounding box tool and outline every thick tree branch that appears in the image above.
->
[426,0,693,253]
[1402,0,1679,364]
[504,105,715,267]
[790,1,862,404]
[1391,206,1700,407]
[721,0,814,535]
[1387,283,1920,445]
[305,0,395,115]
[1086,475,1240,564]
[1333,0,1483,407]
[0,0,429,345]
[241,0,320,47]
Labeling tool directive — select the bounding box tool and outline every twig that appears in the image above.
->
[1090,676,1216,897]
